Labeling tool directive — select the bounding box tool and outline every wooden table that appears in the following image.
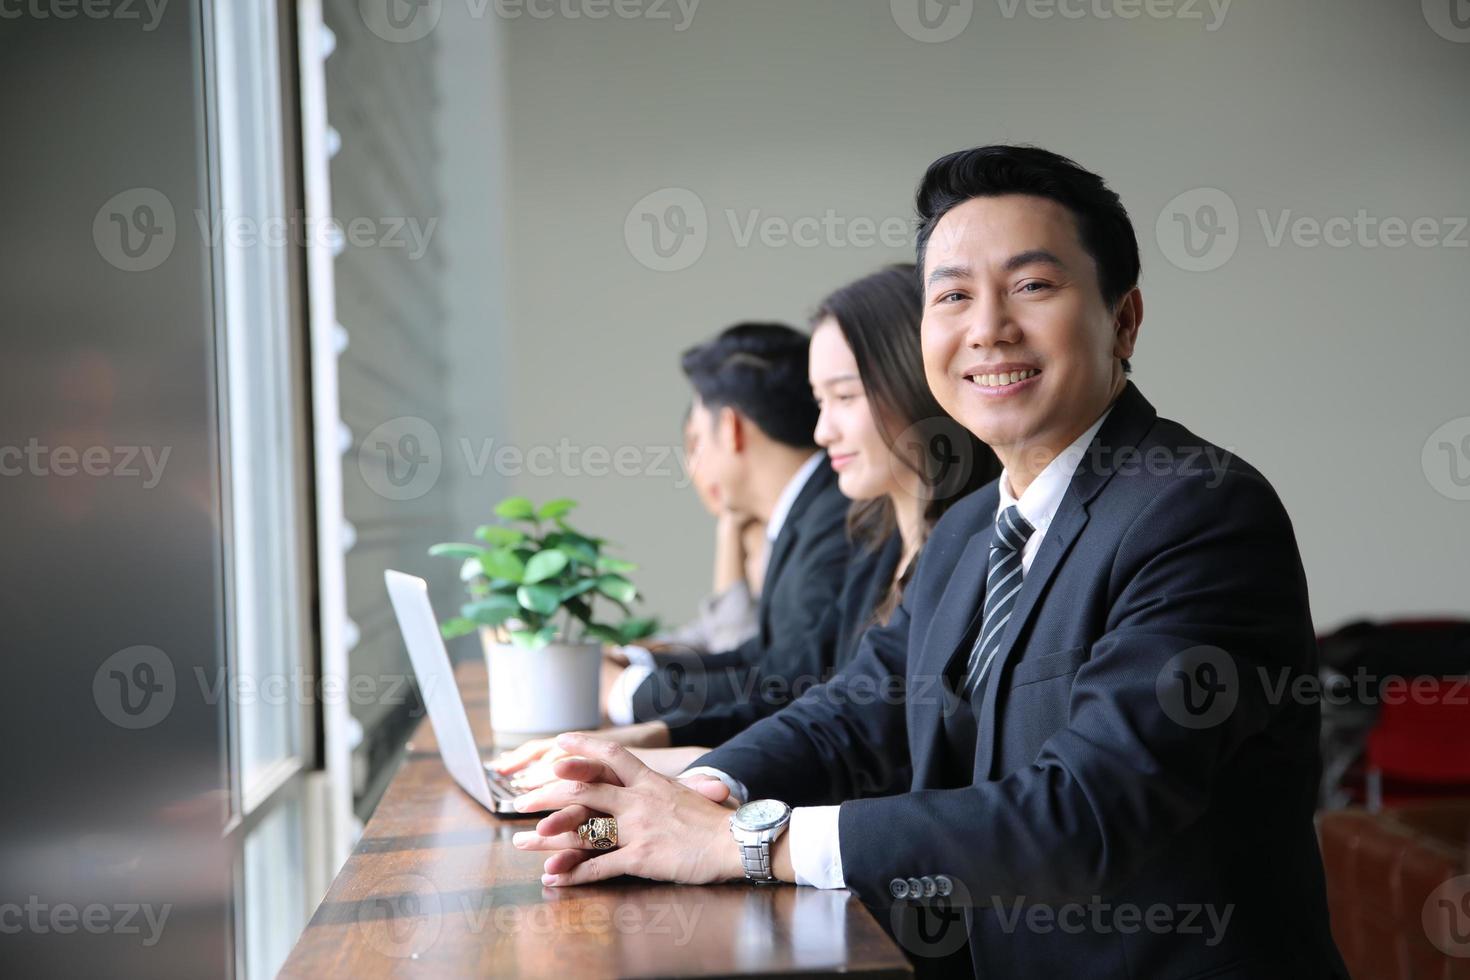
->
[279,661,912,978]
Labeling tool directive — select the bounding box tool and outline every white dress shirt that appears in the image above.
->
[608,452,825,725]
[691,407,1114,888]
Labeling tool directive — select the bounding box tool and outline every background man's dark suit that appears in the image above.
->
[698,383,1347,979]
[632,458,851,747]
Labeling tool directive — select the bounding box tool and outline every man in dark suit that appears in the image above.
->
[510,146,1346,979]
[493,322,852,770]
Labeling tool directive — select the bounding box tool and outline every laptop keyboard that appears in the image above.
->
[483,766,536,803]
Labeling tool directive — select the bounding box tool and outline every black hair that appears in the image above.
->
[680,322,819,450]
[915,144,1139,373]
[813,265,1002,622]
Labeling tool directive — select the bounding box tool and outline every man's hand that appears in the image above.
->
[510,733,744,886]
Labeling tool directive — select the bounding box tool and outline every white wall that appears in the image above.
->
[496,0,1470,631]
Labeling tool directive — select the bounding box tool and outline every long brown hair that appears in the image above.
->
[811,264,1002,622]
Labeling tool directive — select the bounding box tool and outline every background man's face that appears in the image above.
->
[687,397,750,515]
[920,194,1131,460]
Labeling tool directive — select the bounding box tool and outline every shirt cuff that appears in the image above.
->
[606,659,655,727]
[679,766,749,806]
[788,806,845,889]
[621,644,656,669]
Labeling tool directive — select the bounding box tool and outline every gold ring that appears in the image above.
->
[576,816,618,850]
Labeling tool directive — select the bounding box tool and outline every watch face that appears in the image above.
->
[736,799,789,831]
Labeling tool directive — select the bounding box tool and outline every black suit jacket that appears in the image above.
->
[698,383,1347,979]
[633,457,851,746]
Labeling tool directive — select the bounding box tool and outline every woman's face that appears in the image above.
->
[809,318,904,502]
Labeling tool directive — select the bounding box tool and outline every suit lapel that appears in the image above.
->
[756,458,833,632]
[968,381,1161,780]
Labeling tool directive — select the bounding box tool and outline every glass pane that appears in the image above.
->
[243,794,307,980]
[214,0,305,796]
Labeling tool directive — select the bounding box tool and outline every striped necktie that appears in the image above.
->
[961,505,1036,699]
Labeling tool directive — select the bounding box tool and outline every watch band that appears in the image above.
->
[739,839,775,882]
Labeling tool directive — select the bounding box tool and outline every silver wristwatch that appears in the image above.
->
[729,799,792,883]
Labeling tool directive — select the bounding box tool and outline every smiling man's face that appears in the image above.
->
[920,193,1139,471]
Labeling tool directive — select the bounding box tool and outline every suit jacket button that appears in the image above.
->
[906,877,923,899]
[889,878,909,899]
[935,875,953,896]
[920,876,937,897]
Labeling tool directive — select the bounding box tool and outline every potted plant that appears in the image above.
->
[430,496,658,744]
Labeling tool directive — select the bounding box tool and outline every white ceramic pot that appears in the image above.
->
[481,629,601,745]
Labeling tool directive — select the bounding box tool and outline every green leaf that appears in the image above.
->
[429,543,481,560]
[618,617,659,643]
[596,574,637,605]
[494,496,537,521]
[537,498,577,520]
[479,548,526,583]
[583,623,623,644]
[560,578,600,602]
[474,525,526,547]
[555,518,604,545]
[596,555,636,574]
[523,550,570,584]
[553,539,599,567]
[516,583,562,616]
[510,625,557,650]
[439,617,477,639]
[462,595,520,626]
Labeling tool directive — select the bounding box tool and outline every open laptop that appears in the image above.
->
[385,569,544,816]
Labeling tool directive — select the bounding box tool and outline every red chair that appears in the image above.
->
[1365,677,1470,811]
